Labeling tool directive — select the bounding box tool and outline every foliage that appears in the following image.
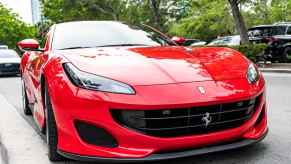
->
[41,0,126,22]
[41,0,193,32]
[269,0,291,22]
[169,0,234,41]
[0,3,36,49]
[191,43,267,62]
[229,43,268,62]
[170,0,291,41]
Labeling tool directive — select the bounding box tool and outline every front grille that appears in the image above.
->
[0,63,20,73]
[111,95,261,137]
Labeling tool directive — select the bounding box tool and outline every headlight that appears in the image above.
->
[63,63,135,94]
[247,63,260,84]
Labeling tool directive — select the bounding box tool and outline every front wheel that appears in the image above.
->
[44,84,64,161]
[22,79,32,115]
[281,47,291,63]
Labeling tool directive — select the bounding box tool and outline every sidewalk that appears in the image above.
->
[259,63,291,73]
[0,94,51,164]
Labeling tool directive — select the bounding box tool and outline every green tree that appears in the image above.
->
[0,3,36,49]
[41,0,126,22]
[169,0,234,41]
[269,0,291,22]
[42,0,192,32]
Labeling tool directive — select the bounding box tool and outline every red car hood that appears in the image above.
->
[58,46,249,86]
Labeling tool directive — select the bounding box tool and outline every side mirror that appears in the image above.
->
[17,39,41,52]
[171,36,186,45]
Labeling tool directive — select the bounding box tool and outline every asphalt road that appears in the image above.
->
[0,73,291,164]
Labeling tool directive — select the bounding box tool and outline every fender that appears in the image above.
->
[282,42,291,49]
[36,55,69,130]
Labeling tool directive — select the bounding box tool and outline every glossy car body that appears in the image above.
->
[19,21,268,162]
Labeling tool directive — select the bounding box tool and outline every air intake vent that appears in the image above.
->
[74,120,118,147]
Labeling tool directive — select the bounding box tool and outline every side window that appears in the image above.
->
[287,27,291,35]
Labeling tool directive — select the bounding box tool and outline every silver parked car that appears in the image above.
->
[0,45,8,49]
[208,35,241,46]
[0,50,20,76]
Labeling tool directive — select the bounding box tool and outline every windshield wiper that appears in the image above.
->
[97,44,150,47]
[58,46,93,50]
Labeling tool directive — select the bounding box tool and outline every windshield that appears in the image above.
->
[52,21,175,50]
[208,36,240,46]
[0,50,19,58]
[183,39,199,46]
[248,26,287,37]
[0,45,8,49]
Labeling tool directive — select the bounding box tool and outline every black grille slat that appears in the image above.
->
[111,95,261,137]
[131,105,254,120]
[135,115,251,132]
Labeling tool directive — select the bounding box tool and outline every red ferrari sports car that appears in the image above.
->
[18,21,268,162]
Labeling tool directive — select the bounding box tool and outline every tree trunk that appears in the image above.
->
[149,0,163,30]
[228,0,249,44]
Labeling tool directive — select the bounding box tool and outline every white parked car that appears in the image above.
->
[0,50,20,76]
[191,41,207,46]
[0,45,8,49]
[208,35,241,46]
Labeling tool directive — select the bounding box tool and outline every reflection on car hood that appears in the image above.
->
[57,46,249,86]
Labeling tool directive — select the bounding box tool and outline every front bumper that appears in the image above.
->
[58,128,268,163]
[48,74,267,160]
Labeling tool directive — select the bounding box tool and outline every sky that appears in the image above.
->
[0,0,32,24]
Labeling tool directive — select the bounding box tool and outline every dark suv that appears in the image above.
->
[248,22,291,62]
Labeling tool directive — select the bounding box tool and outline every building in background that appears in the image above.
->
[31,0,41,24]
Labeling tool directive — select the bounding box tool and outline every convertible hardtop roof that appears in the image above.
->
[56,21,125,26]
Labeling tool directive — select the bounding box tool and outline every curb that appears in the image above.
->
[0,133,9,164]
[259,68,291,74]
[0,94,51,164]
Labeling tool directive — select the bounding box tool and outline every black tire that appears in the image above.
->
[283,47,291,63]
[22,79,32,115]
[44,84,64,161]
[284,47,291,62]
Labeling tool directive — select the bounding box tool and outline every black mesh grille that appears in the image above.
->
[111,95,261,137]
